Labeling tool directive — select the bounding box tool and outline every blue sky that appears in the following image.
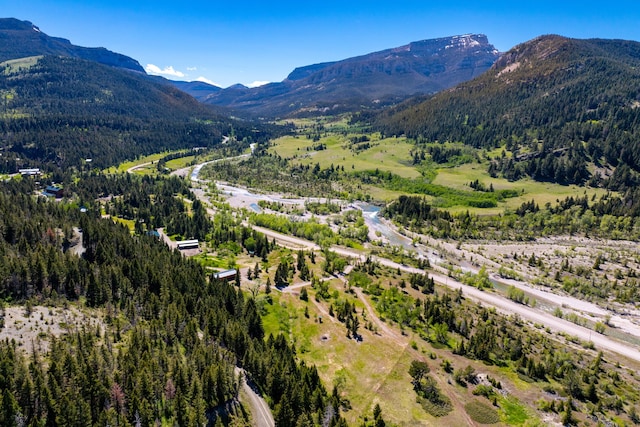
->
[3,1,640,88]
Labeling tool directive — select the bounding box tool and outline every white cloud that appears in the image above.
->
[187,67,198,71]
[195,76,220,87]
[247,80,270,88]
[145,64,186,78]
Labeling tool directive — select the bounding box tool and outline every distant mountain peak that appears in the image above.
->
[0,17,36,31]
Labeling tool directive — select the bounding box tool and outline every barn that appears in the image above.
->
[43,185,64,198]
[213,269,238,282]
[176,239,199,250]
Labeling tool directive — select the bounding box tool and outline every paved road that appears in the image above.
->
[244,225,640,365]
[235,368,274,427]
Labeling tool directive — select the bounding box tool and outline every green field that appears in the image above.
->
[107,151,196,174]
[1,55,42,74]
[270,134,421,179]
[107,152,171,173]
[434,163,610,214]
[165,155,195,170]
[111,216,135,232]
[270,130,611,212]
[260,289,440,426]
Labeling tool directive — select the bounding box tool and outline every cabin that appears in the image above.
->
[176,239,199,250]
[213,269,238,282]
[43,185,64,198]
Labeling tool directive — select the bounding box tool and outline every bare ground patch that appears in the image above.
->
[0,305,104,354]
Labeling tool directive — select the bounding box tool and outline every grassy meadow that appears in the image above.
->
[269,124,611,213]
[249,252,547,426]
[270,134,420,179]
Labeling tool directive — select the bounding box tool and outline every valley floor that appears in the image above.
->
[166,157,640,425]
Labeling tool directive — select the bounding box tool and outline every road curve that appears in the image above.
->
[235,368,274,427]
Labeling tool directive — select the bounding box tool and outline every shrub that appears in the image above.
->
[416,394,453,418]
[464,400,500,424]
[473,384,495,399]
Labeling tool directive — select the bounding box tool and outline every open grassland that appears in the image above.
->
[280,115,354,132]
[251,254,550,426]
[1,55,42,74]
[111,216,135,232]
[269,134,421,179]
[259,285,548,426]
[260,289,438,426]
[165,155,195,169]
[107,152,172,173]
[435,163,610,215]
[269,126,611,213]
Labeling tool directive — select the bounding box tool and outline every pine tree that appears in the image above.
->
[561,398,575,426]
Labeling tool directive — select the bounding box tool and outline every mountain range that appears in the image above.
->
[0,18,273,171]
[5,16,640,190]
[1,18,503,120]
[190,34,501,117]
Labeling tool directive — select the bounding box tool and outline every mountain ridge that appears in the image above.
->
[191,34,500,117]
[0,17,144,72]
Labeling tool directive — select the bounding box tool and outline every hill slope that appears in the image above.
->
[374,35,640,188]
[0,36,272,171]
[0,18,144,72]
[200,34,500,117]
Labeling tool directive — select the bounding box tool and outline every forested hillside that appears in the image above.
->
[372,35,640,189]
[0,175,344,426]
[0,55,277,171]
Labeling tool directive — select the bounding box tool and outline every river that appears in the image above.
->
[185,150,640,350]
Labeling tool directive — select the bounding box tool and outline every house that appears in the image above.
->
[213,269,238,282]
[176,239,199,250]
[43,185,64,198]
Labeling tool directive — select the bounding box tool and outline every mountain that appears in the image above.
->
[373,35,640,188]
[0,18,144,72]
[0,20,274,171]
[169,79,222,100]
[199,34,500,117]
